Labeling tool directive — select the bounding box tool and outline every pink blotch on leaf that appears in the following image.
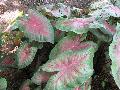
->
[21,83,30,90]
[22,13,49,37]
[108,5,120,15]
[104,20,116,34]
[61,35,80,52]
[19,46,31,64]
[48,54,88,85]
[63,18,92,29]
[55,29,63,37]
[61,35,89,52]
[114,42,120,66]
[1,56,15,66]
[35,71,57,83]
[74,86,81,90]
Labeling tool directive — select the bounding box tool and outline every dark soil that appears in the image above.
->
[92,42,119,90]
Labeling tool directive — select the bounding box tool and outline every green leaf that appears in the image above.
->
[30,41,43,49]
[73,78,91,90]
[114,0,120,8]
[90,29,112,42]
[54,29,65,42]
[34,86,42,90]
[109,30,120,88]
[116,22,120,32]
[0,77,7,90]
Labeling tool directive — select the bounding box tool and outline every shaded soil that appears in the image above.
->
[92,42,119,90]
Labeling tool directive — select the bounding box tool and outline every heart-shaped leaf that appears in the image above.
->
[49,34,97,59]
[15,42,37,69]
[18,9,54,43]
[42,46,97,90]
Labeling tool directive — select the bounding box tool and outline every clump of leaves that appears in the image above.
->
[41,48,97,90]
[1,0,120,90]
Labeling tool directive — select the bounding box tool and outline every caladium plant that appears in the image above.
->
[49,34,96,59]
[1,0,120,89]
[38,38,98,90]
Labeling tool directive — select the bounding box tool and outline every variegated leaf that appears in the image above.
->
[42,47,97,90]
[18,9,54,43]
[55,17,94,34]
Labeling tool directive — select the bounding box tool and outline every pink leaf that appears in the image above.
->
[19,45,31,64]
[49,34,97,59]
[42,50,95,89]
[19,9,54,43]
[55,17,94,34]
[0,56,15,67]
[62,18,92,29]
[60,35,81,51]
[23,13,49,37]
[104,20,116,35]
[16,43,37,68]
